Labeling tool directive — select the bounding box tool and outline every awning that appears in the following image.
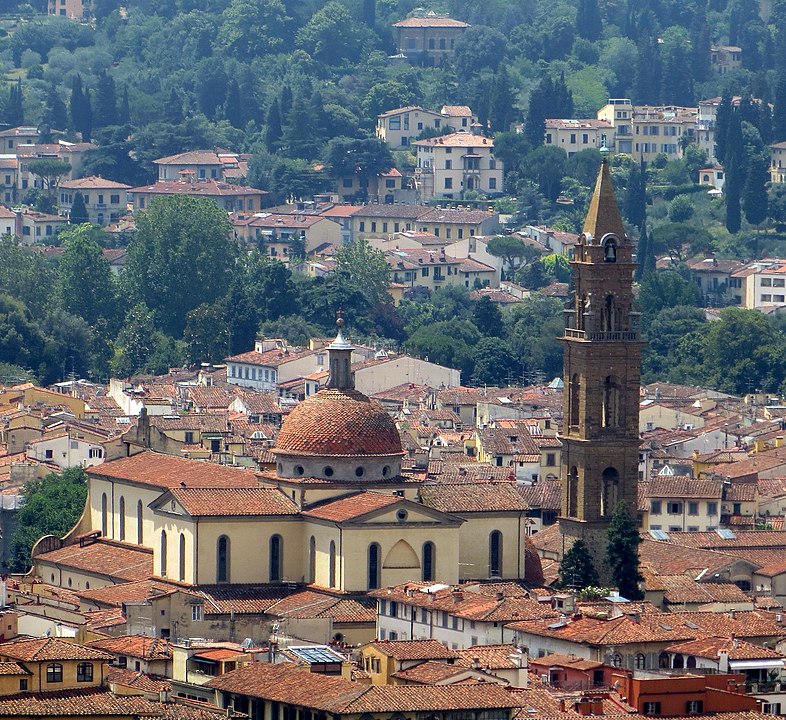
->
[729,659,785,670]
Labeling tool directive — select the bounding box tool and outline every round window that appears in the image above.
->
[382,465,391,477]
[355,467,364,477]
[324,466,334,477]
[396,509,408,522]
[294,465,305,476]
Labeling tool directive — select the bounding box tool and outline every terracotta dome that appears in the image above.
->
[274,388,403,457]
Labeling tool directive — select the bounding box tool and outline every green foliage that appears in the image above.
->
[668,195,695,223]
[606,501,643,600]
[27,158,71,199]
[69,192,89,224]
[126,195,235,336]
[559,540,600,590]
[184,303,231,364]
[334,238,392,308]
[8,468,87,573]
[472,296,504,337]
[296,1,365,64]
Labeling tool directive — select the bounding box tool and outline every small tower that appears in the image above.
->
[558,153,644,581]
[326,315,354,391]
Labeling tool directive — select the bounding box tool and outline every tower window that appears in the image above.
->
[602,375,620,428]
[600,467,620,517]
[368,543,380,590]
[423,541,435,582]
[270,535,283,582]
[489,530,503,577]
[217,535,230,583]
[603,236,617,262]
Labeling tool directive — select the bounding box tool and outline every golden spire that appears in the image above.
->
[582,158,627,241]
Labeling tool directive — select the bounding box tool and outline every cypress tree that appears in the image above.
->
[362,0,375,27]
[644,223,656,276]
[279,85,293,120]
[606,501,643,600]
[94,70,118,128]
[634,34,661,105]
[488,67,514,133]
[224,78,242,129]
[69,75,84,133]
[725,152,743,234]
[43,84,68,132]
[625,160,647,231]
[576,0,602,42]
[265,100,283,151]
[714,93,733,164]
[118,86,130,125]
[163,88,184,124]
[774,75,786,142]
[7,79,23,127]
[81,89,92,142]
[559,540,600,590]
[69,192,90,224]
[635,224,648,281]
[743,151,769,228]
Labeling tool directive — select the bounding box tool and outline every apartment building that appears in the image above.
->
[645,476,723,532]
[376,106,444,149]
[771,142,786,184]
[393,11,469,66]
[414,132,502,201]
[711,45,743,74]
[59,176,131,225]
[544,119,613,156]
[730,259,786,311]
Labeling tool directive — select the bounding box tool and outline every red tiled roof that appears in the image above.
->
[34,539,153,582]
[302,491,401,522]
[0,638,112,662]
[369,639,459,661]
[275,389,403,457]
[664,635,785,660]
[86,635,172,661]
[419,483,528,513]
[107,667,171,693]
[129,179,265,197]
[91,451,258,490]
[454,645,526,670]
[394,16,470,28]
[391,660,468,684]
[0,688,160,717]
[77,578,187,608]
[167,487,298,517]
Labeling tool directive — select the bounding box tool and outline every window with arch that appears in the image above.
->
[602,375,620,428]
[179,534,186,582]
[329,540,337,587]
[673,654,684,669]
[160,531,167,576]
[308,536,316,584]
[603,236,617,262]
[634,653,646,670]
[422,542,435,582]
[569,374,580,426]
[269,535,282,582]
[136,500,143,544]
[611,653,623,667]
[118,496,125,541]
[577,294,587,330]
[77,662,93,682]
[567,467,579,517]
[101,493,108,537]
[489,531,503,577]
[603,294,617,331]
[368,543,380,590]
[658,652,669,669]
[46,663,63,683]
[217,535,230,583]
[686,655,696,668]
[600,467,620,517]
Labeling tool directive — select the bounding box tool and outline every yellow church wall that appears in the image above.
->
[456,514,527,580]
[35,559,114,592]
[88,475,162,547]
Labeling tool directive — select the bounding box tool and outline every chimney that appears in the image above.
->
[718,649,729,673]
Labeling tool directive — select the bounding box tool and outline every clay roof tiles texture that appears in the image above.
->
[301,491,402,522]
[91,451,258,490]
[274,388,403,457]
[33,539,153,582]
[390,660,468,684]
[0,638,112,662]
[168,487,298,517]
[664,635,785,660]
[454,645,526,669]
[0,689,162,717]
[419,482,528,513]
[369,639,459,661]
[86,635,172,661]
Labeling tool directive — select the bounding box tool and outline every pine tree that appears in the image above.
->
[118,86,130,125]
[576,0,602,42]
[690,17,711,83]
[69,75,84,133]
[725,152,743,234]
[279,85,293,119]
[163,88,184,124]
[634,33,661,105]
[488,68,513,133]
[625,160,647,231]
[743,151,769,228]
[6,79,23,127]
[606,501,643,600]
[714,93,733,164]
[69,191,89,224]
[559,540,600,590]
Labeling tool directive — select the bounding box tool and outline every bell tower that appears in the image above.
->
[559,154,644,579]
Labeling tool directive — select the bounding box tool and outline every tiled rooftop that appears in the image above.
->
[166,487,299,517]
[34,539,153,582]
[369,639,459,661]
[0,637,112,662]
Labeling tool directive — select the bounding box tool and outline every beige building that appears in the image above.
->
[231,212,341,261]
[48,0,90,18]
[770,142,786,184]
[352,205,500,243]
[544,119,613,156]
[393,12,470,65]
[376,106,444,149]
[16,141,97,194]
[645,476,723,532]
[59,176,130,225]
[729,259,786,311]
[154,149,247,182]
[711,46,742,74]
[16,209,68,244]
[414,132,503,200]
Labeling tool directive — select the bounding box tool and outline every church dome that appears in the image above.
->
[274,388,403,458]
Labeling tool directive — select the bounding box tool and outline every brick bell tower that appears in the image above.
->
[558,152,644,580]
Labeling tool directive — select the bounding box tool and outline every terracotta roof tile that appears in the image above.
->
[455,645,527,670]
[341,684,521,713]
[301,491,401,522]
[275,389,402,457]
[34,539,153,582]
[0,661,31,675]
[646,476,723,498]
[166,487,298,517]
[86,635,172,661]
[664,635,785,660]
[107,668,171,693]
[369,639,459,661]
[0,688,161,716]
[195,584,297,615]
[393,16,470,27]
[419,483,528,512]
[0,638,112,662]
[91,451,258,490]
[77,578,186,608]
[266,590,375,623]
[390,660,467,684]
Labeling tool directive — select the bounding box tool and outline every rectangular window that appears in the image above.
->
[776,295,785,303]
[688,502,699,515]
[389,601,398,617]
[707,502,717,515]
[650,501,661,514]
[445,178,453,189]
[686,701,703,714]
[422,267,429,277]
[644,703,661,715]
[570,133,576,144]
[371,222,377,232]
[489,178,497,189]
[359,222,365,232]
[77,663,93,682]
[389,117,401,130]
[546,453,556,466]
[774,278,785,287]
[667,502,683,514]
[46,664,63,683]
[19,679,27,691]
[762,294,773,302]
[445,159,452,169]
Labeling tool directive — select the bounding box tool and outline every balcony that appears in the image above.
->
[564,328,639,341]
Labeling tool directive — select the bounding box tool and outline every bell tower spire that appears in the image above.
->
[559,156,644,583]
[326,312,354,391]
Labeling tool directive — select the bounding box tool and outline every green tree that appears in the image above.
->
[639,270,701,328]
[221,0,289,58]
[525,73,573,148]
[725,152,743,234]
[668,195,694,223]
[8,468,87,572]
[405,319,480,378]
[606,501,643,600]
[505,296,564,379]
[642,305,707,383]
[6,80,23,128]
[324,136,394,197]
[524,146,568,203]
[265,100,283,151]
[660,26,694,106]
[56,225,117,325]
[486,235,535,276]
[454,25,507,76]
[69,191,89,224]
[28,158,71,203]
[362,80,414,120]
[471,337,518,385]
[94,69,117,128]
[183,302,231,364]
[488,67,514,133]
[472,296,504,337]
[0,294,48,379]
[559,540,600,589]
[296,1,364,63]
[110,303,155,377]
[126,196,235,336]
[576,0,602,41]
[743,150,769,228]
[334,238,391,307]
[41,84,68,132]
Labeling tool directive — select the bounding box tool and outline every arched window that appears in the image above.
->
[601,467,620,517]
[603,294,616,331]
[77,662,93,682]
[577,294,587,331]
[634,653,646,670]
[160,531,167,576]
[308,536,316,584]
[611,653,622,667]
[269,535,282,582]
[101,493,108,537]
[673,654,684,669]
[179,533,186,582]
[217,535,230,583]
[422,542,435,582]
[567,467,579,517]
[136,500,143,544]
[686,655,696,668]
[658,652,669,669]
[603,236,617,262]
[368,543,380,590]
[118,496,125,541]
[489,531,503,577]
[569,374,580,427]
[602,375,620,428]
[46,663,63,683]
[329,541,337,588]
